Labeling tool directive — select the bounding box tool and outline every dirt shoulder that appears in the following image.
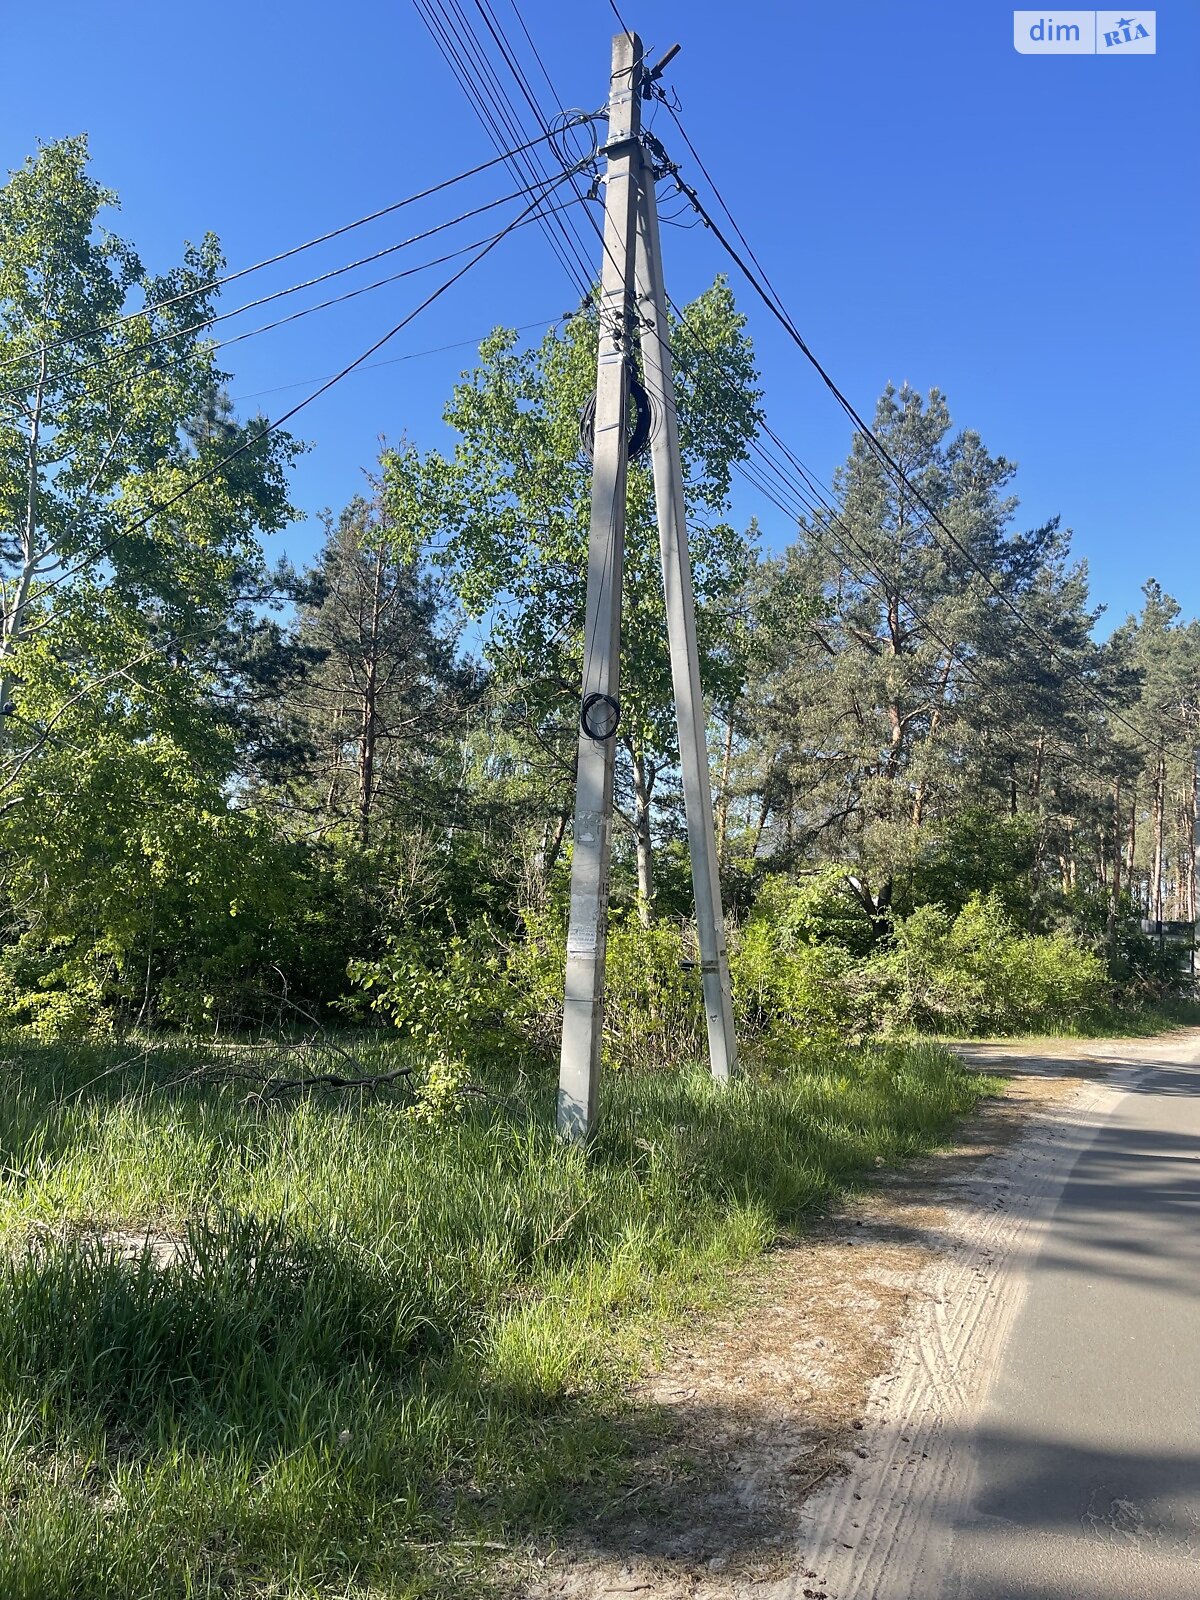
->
[520,1034,1190,1600]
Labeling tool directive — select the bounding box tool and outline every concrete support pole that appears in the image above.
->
[634,164,738,1082]
[556,31,643,1140]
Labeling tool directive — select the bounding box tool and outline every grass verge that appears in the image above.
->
[0,1036,992,1598]
[969,997,1200,1041]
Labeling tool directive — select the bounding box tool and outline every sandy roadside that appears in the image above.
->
[519,1032,1200,1600]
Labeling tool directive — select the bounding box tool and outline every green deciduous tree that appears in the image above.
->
[394,280,762,920]
[0,136,300,1027]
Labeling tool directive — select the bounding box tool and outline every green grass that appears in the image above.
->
[966,996,1200,1042]
[0,1035,992,1598]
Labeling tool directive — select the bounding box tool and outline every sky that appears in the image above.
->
[3,2,1196,632]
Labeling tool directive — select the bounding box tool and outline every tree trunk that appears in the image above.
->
[1151,754,1166,923]
[0,347,47,752]
[750,790,771,859]
[1029,735,1046,802]
[912,649,955,830]
[1059,815,1077,894]
[356,546,385,845]
[716,713,735,864]
[1189,759,1198,923]
[631,746,656,927]
[847,873,893,944]
[534,810,569,888]
[1107,777,1122,937]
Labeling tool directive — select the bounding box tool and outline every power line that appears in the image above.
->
[1,193,585,411]
[463,0,605,292]
[0,175,583,404]
[8,174,584,632]
[604,0,635,41]
[413,0,598,300]
[469,0,604,293]
[488,18,1006,736]
[227,317,560,404]
[660,129,1151,749]
[410,14,1135,756]
[0,122,595,378]
[661,312,1113,749]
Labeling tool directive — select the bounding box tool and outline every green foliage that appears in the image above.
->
[860,892,1108,1034]
[405,1051,470,1125]
[0,137,301,1035]
[906,807,1040,923]
[350,926,519,1062]
[731,915,854,1056]
[597,919,706,1070]
[0,763,364,1036]
[352,873,1120,1084]
[748,869,879,955]
[393,287,765,908]
[408,285,761,754]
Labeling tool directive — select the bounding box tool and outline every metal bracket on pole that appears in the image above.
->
[556,31,643,1142]
[633,155,738,1082]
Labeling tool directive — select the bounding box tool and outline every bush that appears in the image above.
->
[350,925,522,1064]
[730,910,854,1058]
[746,870,878,956]
[861,892,1108,1034]
[506,911,707,1071]
[352,875,1119,1077]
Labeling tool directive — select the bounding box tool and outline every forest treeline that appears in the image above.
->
[2,139,1197,1047]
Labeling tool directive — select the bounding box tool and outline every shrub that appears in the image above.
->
[350,926,522,1064]
[747,870,878,957]
[507,910,706,1071]
[862,892,1108,1034]
[729,915,854,1057]
[354,884,1112,1074]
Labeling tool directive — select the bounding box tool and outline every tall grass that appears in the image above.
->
[0,1036,990,1597]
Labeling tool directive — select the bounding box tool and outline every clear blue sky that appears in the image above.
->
[3,2,1196,630]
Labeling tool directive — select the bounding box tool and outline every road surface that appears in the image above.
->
[790,1032,1200,1600]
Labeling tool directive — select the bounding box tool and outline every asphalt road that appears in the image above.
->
[937,1048,1200,1599]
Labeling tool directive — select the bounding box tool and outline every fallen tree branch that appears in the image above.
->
[262,1064,413,1097]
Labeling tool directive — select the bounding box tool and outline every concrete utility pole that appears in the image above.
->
[557,30,643,1140]
[557,31,737,1139]
[634,168,737,1083]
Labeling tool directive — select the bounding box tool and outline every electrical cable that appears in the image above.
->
[640,263,1122,756]
[6,172,585,633]
[588,68,1149,754]
[410,0,640,739]
[448,0,598,293]
[0,122,597,378]
[661,132,1151,749]
[413,0,597,300]
[227,316,560,404]
[407,9,1125,770]
[418,0,585,291]
[469,0,606,291]
[0,174,586,403]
